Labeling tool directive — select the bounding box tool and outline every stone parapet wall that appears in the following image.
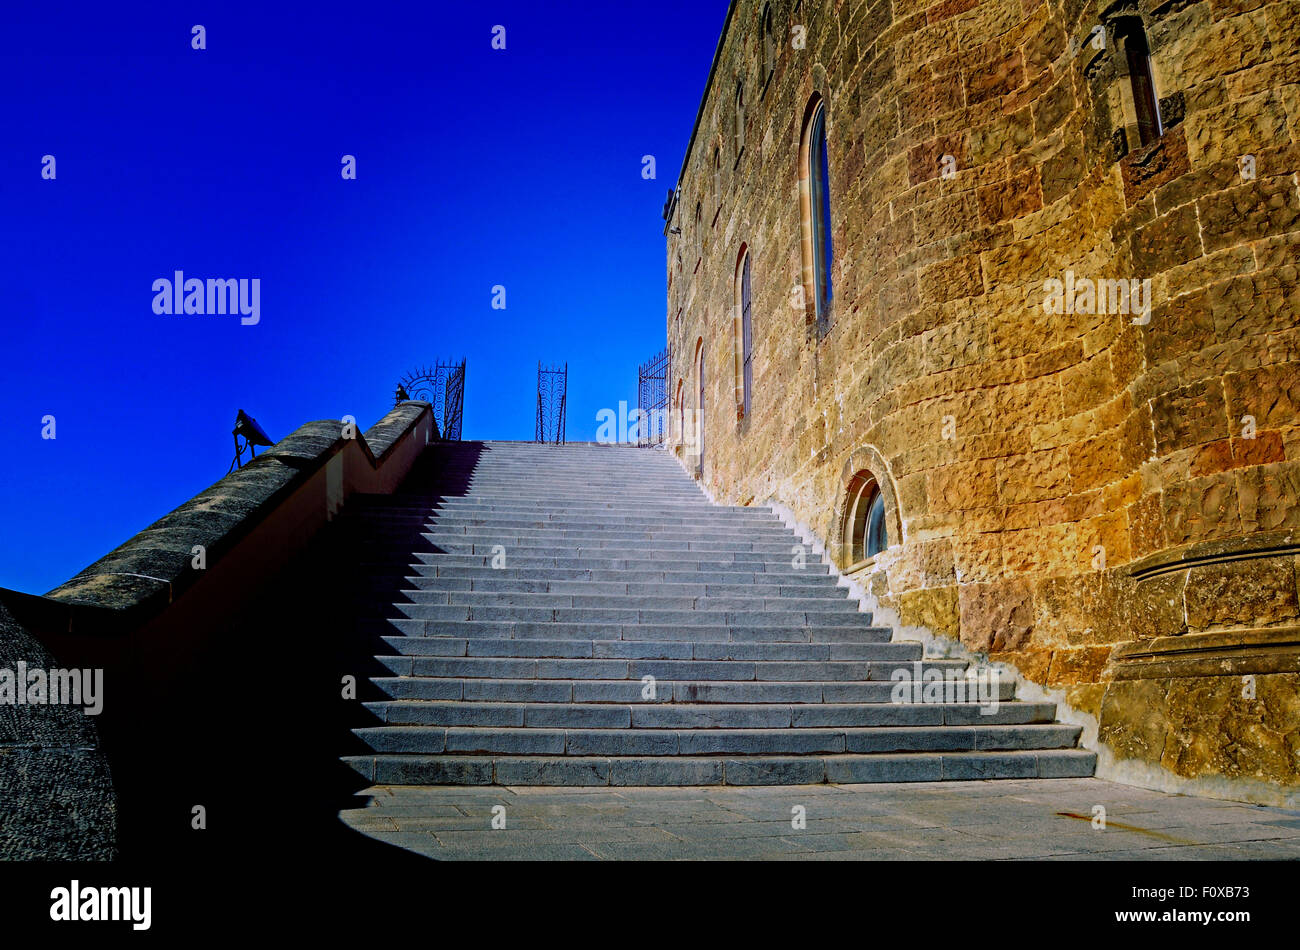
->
[0,401,438,857]
[666,0,1300,793]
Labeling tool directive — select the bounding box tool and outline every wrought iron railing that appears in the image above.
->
[396,359,466,440]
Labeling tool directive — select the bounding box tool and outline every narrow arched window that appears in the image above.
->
[734,247,754,419]
[762,5,776,86]
[741,253,753,419]
[713,147,722,216]
[735,82,745,156]
[800,99,834,334]
[695,339,706,476]
[811,106,832,326]
[675,379,684,450]
[1117,19,1161,146]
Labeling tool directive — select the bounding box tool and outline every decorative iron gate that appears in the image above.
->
[396,359,466,440]
[637,346,670,448]
[536,362,567,444]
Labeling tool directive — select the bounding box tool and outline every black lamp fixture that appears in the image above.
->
[228,409,274,473]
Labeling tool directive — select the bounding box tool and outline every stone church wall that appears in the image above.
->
[666,0,1300,796]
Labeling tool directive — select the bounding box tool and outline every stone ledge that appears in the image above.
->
[1127,528,1300,582]
[1110,625,1300,679]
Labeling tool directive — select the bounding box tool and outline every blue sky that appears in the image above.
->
[0,1,727,594]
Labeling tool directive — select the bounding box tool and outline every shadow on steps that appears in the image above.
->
[95,443,490,887]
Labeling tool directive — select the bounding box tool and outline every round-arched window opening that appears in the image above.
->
[847,475,888,564]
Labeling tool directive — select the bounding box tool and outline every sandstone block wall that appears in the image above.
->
[666,0,1300,794]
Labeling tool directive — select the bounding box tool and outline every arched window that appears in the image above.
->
[713,147,722,216]
[761,5,776,87]
[846,473,888,562]
[1116,18,1161,146]
[694,338,706,476]
[675,378,685,452]
[734,246,753,419]
[800,98,834,335]
[735,82,745,156]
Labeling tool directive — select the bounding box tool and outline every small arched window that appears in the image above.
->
[735,82,745,156]
[846,473,888,563]
[761,5,776,86]
[1116,18,1161,146]
[734,247,753,419]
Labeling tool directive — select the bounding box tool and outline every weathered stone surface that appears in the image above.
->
[896,586,960,640]
[1184,558,1299,631]
[1099,679,1173,762]
[1161,674,1300,782]
[958,579,1034,651]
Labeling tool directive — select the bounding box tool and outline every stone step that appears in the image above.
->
[369,677,1018,704]
[458,475,701,486]
[343,749,1098,786]
[372,655,969,682]
[353,497,770,517]
[403,565,840,586]
[351,537,809,557]
[387,497,722,514]
[337,522,800,543]
[346,509,781,528]
[387,591,860,614]
[384,604,870,627]
[368,553,831,573]
[366,700,1058,728]
[347,509,789,527]
[378,636,921,661]
[360,576,849,598]
[443,498,715,511]
[362,618,888,643]
[351,723,1083,757]
[422,506,774,525]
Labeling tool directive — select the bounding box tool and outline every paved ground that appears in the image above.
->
[338,778,1300,860]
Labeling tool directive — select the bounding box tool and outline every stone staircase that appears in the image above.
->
[340,440,1096,786]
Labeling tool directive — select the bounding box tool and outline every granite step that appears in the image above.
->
[364,700,1059,728]
[343,749,1099,786]
[350,723,1084,756]
[360,619,891,644]
[376,637,919,661]
[367,677,1018,704]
